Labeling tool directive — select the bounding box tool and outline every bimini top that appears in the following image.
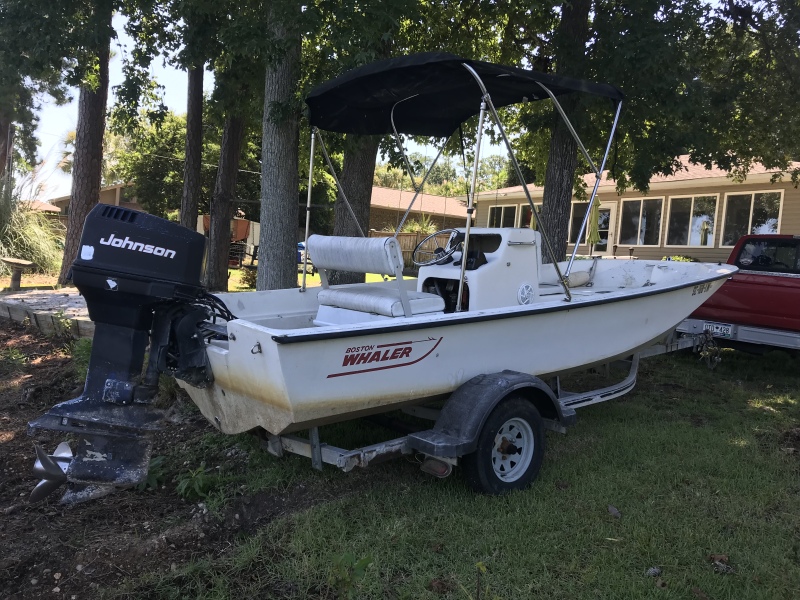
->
[305,52,624,137]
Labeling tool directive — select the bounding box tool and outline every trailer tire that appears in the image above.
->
[462,396,545,494]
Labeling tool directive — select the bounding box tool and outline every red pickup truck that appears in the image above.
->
[677,234,800,352]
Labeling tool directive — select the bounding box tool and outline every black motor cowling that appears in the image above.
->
[29,205,217,504]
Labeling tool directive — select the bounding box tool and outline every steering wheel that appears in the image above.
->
[412,229,462,267]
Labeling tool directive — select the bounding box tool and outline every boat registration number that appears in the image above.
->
[703,321,733,338]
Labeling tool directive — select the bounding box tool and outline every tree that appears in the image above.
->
[258,5,302,291]
[57,129,126,186]
[0,2,71,180]
[304,0,419,285]
[113,108,262,220]
[58,0,116,285]
[205,113,247,290]
[690,0,800,183]
[115,113,187,216]
[173,1,223,230]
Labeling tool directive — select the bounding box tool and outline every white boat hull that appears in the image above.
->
[179,257,735,435]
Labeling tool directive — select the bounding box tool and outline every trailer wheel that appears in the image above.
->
[462,396,545,494]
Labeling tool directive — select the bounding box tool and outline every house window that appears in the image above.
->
[666,195,717,246]
[722,191,782,246]
[619,198,663,246]
[568,202,613,252]
[519,204,543,228]
[488,205,517,228]
[568,203,590,244]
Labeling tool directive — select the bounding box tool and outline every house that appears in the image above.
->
[368,186,467,231]
[475,156,800,262]
[48,183,143,216]
[26,200,61,213]
[49,183,465,236]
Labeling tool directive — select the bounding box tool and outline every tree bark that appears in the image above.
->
[329,134,381,285]
[180,65,204,231]
[257,25,301,291]
[205,115,245,291]
[0,111,12,181]
[57,20,111,285]
[540,0,591,263]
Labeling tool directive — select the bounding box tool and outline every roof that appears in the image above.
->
[306,52,623,137]
[24,200,61,212]
[46,182,130,204]
[482,155,800,198]
[371,187,467,218]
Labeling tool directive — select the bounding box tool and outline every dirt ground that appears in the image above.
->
[0,318,332,599]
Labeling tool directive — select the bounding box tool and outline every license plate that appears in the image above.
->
[703,321,733,338]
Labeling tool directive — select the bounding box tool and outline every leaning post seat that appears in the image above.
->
[307,235,445,323]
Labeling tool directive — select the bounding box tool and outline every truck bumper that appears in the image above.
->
[677,318,800,351]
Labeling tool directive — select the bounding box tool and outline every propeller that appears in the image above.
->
[30,442,72,503]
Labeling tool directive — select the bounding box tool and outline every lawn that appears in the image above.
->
[112,348,800,600]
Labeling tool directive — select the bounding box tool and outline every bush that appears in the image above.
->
[0,181,65,276]
[662,255,697,262]
[240,267,257,289]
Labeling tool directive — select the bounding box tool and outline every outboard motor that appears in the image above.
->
[29,205,227,504]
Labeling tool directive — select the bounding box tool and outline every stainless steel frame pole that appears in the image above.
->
[455,101,486,312]
[564,100,623,276]
[300,129,316,291]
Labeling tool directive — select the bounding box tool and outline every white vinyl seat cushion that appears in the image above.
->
[318,285,445,317]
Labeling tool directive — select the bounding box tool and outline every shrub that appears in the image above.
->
[0,182,65,276]
[662,255,697,262]
[240,267,257,289]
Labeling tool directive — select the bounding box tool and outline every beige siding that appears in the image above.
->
[474,201,489,227]
[780,184,800,234]
[476,177,797,263]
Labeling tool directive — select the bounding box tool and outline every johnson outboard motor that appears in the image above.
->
[29,205,229,503]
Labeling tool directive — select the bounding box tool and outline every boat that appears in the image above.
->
[29,53,736,502]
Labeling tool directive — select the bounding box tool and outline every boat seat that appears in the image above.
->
[307,234,445,320]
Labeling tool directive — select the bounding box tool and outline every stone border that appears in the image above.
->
[0,301,95,339]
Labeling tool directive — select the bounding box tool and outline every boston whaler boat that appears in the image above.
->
[29,53,736,502]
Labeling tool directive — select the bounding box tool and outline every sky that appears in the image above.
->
[29,14,209,201]
[28,14,501,202]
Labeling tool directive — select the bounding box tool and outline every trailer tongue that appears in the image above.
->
[29,204,221,503]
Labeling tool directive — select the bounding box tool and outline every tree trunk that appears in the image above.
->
[257,26,301,291]
[540,0,591,263]
[0,111,12,181]
[180,65,204,231]
[205,115,245,291]
[329,134,381,285]
[57,23,111,285]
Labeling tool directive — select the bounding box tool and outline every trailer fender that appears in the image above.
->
[407,370,576,458]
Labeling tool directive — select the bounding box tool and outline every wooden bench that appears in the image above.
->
[1,257,37,291]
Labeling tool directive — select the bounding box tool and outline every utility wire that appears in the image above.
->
[143,152,261,175]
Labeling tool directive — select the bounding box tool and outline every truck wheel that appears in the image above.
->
[462,396,545,494]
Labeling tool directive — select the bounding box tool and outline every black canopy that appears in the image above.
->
[305,52,624,137]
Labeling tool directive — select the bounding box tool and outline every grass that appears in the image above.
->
[112,348,800,599]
